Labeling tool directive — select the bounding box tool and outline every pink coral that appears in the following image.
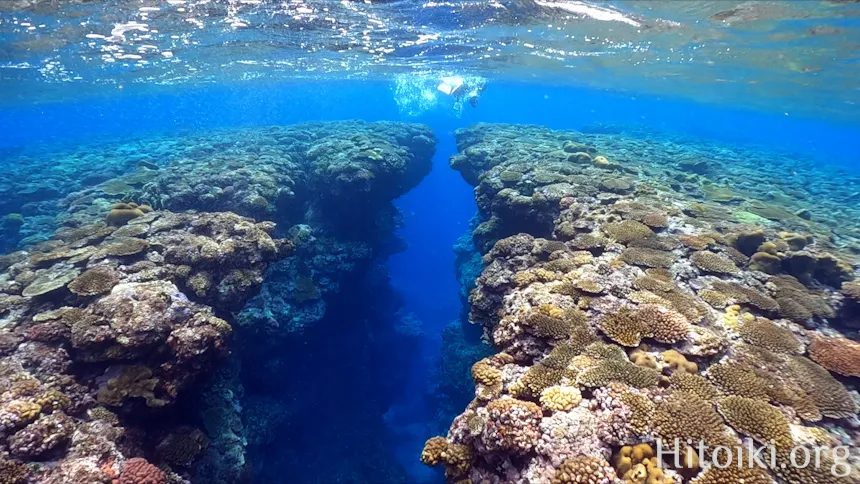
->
[481,398,542,454]
[118,458,166,484]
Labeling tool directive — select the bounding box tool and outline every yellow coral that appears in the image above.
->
[5,400,42,426]
[420,436,449,466]
[614,444,674,484]
[540,385,582,412]
[629,348,658,369]
[35,389,71,413]
[661,350,697,374]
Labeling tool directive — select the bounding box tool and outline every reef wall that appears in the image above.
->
[423,123,860,484]
[0,121,437,483]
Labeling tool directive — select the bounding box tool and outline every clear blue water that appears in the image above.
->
[2,2,860,482]
[2,80,860,482]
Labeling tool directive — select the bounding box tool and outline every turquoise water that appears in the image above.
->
[1,2,860,484]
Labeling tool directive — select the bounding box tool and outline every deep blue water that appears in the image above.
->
[3,80,860,483]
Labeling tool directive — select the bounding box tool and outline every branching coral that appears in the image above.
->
[511,363,568,399]
[808,335,860,378]
[709,281,778,312]
[669,371,722,402]
[524,310,578,339]
[716,396,793,448]
[618,391,655,436]
[689,465,772,484]
[0,457,28,484]
[155,427,208,467]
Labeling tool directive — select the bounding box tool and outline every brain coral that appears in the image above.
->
[737,318,804,354]
[716,396,793,449]
[482,398,543,454]
[808,335,860,378]
[690,251,739,275]
[118,457,166,484]
[552,456,618,484]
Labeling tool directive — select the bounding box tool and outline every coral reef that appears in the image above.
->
[0,209,288,481]
[424,123,860,484]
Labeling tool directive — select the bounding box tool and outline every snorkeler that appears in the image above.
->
[437,76,487,108]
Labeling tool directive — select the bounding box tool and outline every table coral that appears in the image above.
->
[808,335,860,378]
[716,396,794,448]
[737,318,804,354]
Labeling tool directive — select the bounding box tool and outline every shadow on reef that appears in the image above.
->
[0,120,437,483]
